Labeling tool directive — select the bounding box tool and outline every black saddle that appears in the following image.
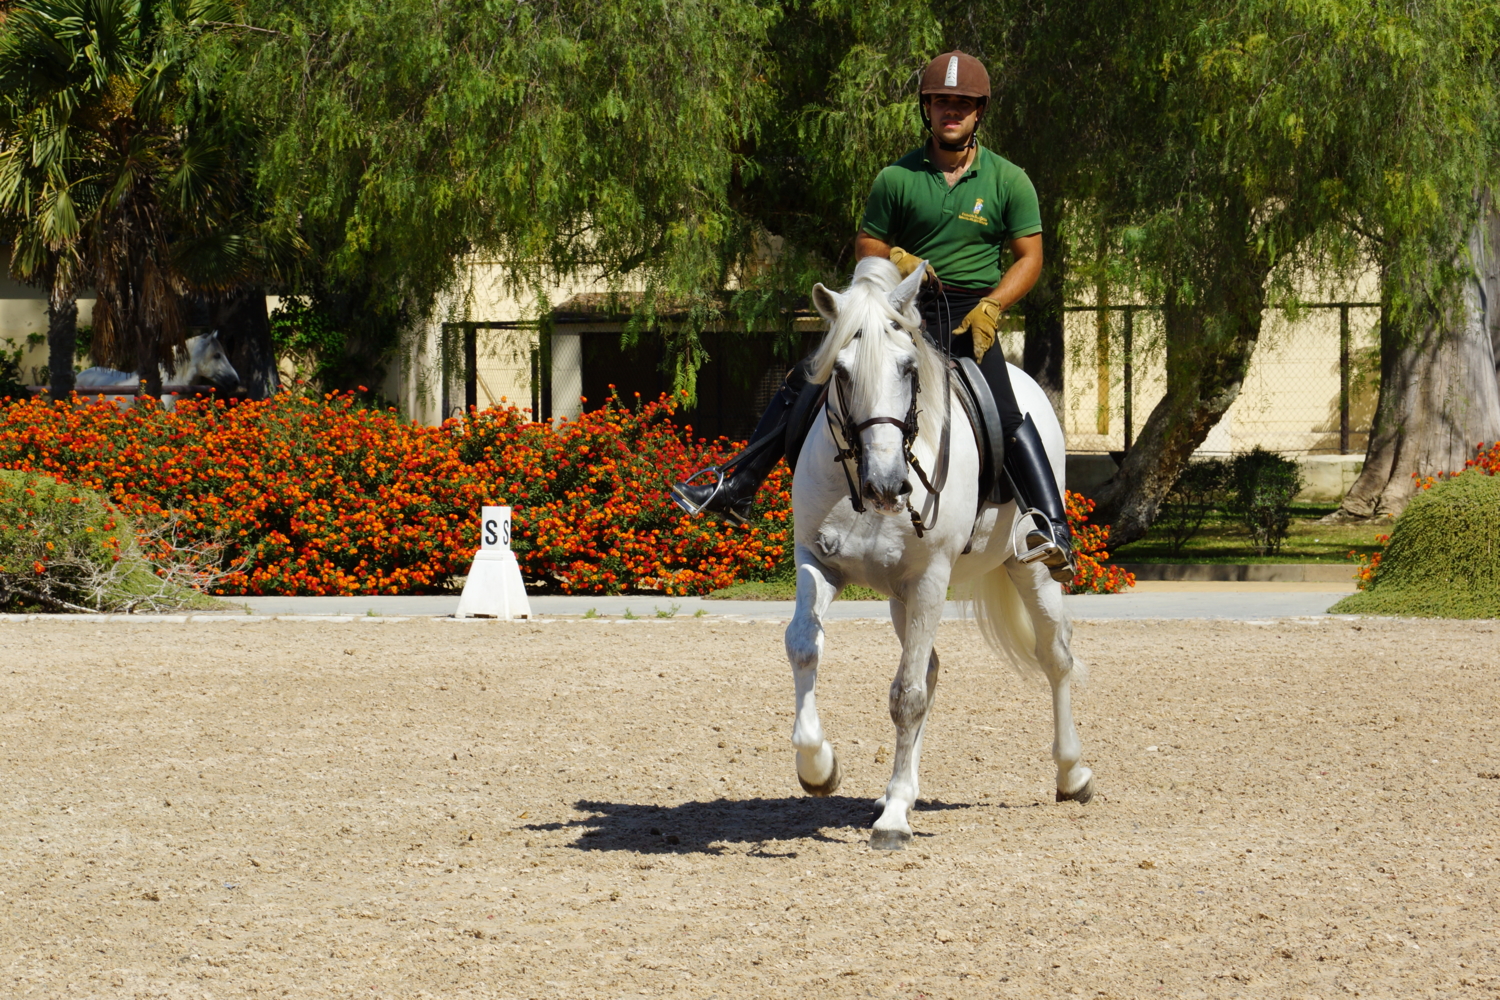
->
[950,357,1013,506]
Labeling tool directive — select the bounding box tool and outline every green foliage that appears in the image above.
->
[212,0,784,403]
[6,0,1490,418]
[1155,458,1231,556]
[269,295,348,388]
[0,469,214,612]
[1331,470,1500,618]
[1231,448,1303,556]
[0,339,29,401]
[0,0,294,381]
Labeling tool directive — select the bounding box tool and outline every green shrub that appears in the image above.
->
[0,341,28,401]
[1155,457,1231,555]
[1330,469,1500,618]
[1231,448,1303,555]
[0,470,220,612]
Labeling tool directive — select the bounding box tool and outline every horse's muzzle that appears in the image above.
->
[862,475,912,514]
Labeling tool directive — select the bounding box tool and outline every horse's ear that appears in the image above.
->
[811,284,844,323]
[887,263,925,314]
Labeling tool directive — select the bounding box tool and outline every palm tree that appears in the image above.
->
[0,0,281,397]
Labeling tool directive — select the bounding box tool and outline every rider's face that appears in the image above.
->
[925,94,981,146]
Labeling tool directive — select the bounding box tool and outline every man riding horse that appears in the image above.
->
[671,50,1075,584]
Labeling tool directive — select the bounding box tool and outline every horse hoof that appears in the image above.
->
[1056,775,1096,805]
[869,828,912,852]
[797,752,842,797]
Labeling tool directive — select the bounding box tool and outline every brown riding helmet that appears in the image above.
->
[919,51,990,101]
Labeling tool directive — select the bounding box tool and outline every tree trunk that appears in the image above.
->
[1089,254,1271,544]
[46,291,77,399]
[1331,203,1500,521]
[1487,199,1500,401]
[212,287,279,399]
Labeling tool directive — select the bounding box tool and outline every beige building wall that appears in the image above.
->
[387,260,613,426]
[0,276,96,385]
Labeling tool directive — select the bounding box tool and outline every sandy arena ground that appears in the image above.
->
[2,615,1498,999]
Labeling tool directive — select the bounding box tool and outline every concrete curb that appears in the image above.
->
[1121,563,1357,583]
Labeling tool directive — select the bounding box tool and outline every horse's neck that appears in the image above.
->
[167,347,202,382]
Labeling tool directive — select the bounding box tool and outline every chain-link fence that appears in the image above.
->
[1060,303,1381,457]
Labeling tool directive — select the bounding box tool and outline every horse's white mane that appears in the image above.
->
[809,256,947,449]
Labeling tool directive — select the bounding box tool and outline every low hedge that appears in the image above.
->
[1335,443,1500,618]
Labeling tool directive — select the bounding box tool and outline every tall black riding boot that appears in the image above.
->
[1004,414,1077,585]
[670,364,810,526]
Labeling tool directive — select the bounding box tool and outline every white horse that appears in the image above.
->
[786,256,1094,851]
[76,331,240,390]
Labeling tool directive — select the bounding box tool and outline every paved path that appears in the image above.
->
[224,584,1357,621]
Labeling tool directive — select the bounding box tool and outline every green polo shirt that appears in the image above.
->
[859,145,1043,290]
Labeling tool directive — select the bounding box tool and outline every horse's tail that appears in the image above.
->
[971,566,1045,681]
[970,565,1086,685]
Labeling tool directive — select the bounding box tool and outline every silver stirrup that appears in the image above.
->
[1013,507,1062,564]
[669,466,729,516]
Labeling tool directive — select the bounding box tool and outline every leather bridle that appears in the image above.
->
[825,323,951,537]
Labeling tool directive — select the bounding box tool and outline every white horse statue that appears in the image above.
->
[787,256,1094,851]
[76,331,240,390]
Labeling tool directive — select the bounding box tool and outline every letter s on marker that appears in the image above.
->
[484,518,499,546]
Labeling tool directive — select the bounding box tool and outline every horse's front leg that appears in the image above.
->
[871,574,947,851]
[784,544,843,796]
[1006,560,1095,803]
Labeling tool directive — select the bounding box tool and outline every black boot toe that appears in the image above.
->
[670,479,754,526]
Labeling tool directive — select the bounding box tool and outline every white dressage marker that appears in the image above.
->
[785,257,1093,851]
[455,506,531,620]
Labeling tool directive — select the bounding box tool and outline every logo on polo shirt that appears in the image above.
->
[971,198,984,214]
[959,197,989,226]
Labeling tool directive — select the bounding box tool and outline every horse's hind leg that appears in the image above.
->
[871,580,946,851]
[784,545,842,796]
[1006,560,1095,803]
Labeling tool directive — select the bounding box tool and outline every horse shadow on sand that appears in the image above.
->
[522,795,1004,856]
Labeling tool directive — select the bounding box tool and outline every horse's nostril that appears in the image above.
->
[897,480,913,496]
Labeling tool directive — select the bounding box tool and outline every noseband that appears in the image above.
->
[826,323,950,537]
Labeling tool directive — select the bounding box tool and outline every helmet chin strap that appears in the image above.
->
[921,100,983,154]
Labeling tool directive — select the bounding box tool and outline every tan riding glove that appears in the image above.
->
[954,298,1004,363]
[888,247,936,282]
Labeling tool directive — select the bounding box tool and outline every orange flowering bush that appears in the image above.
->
[1348,534,1390,590]
[0,389,1129,598]
[1065,490,1135,594]
[453,392,789,595]
[0,390,783,596]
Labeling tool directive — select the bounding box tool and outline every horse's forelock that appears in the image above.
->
[808,266,945,449]
[851,255,901,290]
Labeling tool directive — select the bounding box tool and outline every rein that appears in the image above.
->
[825,323,952,537]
